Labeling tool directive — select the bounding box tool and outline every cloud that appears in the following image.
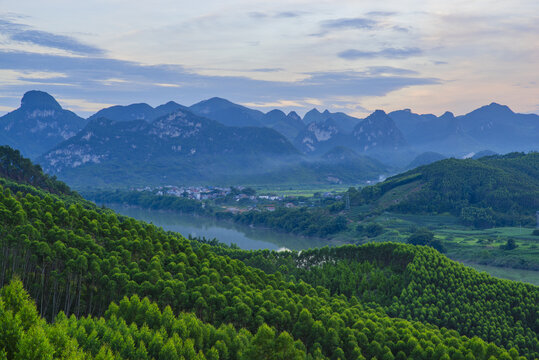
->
[56,97,115,113]
[392,25,409,32]
[153,83,181,88]
[322,17,377,30]
[275,11,303,18]
[0,17,102,55]
[338,47,422,59]
[251,68,284,72]
[11,30,103,55]
[248,11,304,19]
[314,16,406,36]
[241,100,305,108]
[0,50,438,116]
[366,66,419,76]
[248,11,267,19]
[366,11,397,17]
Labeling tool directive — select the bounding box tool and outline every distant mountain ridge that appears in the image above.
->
[87,101,188,123]
[40,107,388,187]
[352,110,407,152]
[389,103,538,154]
[0,90,87,159]
[262,109,305,141]
[294,110,408,155]
[1,91,537,181]
[188,97,265,127]
[42,108,298,173]
[303,108,360,132]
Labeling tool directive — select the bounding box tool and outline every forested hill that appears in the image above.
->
[0,145,76,196]
[352,152,539,227]
[0,158,538,359]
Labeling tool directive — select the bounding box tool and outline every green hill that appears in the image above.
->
[353,152,539,227]
[0,155,537,359]
[0,145,76,197]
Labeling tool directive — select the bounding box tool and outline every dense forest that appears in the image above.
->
[0,149,538,359]
[87,189,210,216]
[0,146,75,197]
[349,152,539,227]
[231,207,348,237]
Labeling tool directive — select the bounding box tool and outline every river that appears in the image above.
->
[106,204,330,251]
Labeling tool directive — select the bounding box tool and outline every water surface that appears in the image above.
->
[106,204,329,251]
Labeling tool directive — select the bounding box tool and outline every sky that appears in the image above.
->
[0,0,538,118]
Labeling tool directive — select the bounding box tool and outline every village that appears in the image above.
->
[133,185,344,212]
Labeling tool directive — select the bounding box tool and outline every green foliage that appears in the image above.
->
[0,167,537,359]
[357,223,384,238]
[500,239,518,250]
[353,152,539,228]
[460,207,495,228]
[234,207,348,237]
[0,146,75,196]
[86,189,210,216]
[406,228,446,253]
[217,243,538,358]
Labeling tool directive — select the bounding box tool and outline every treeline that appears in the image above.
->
[232,207,348,237]
[86,189,211,216]
[348,152,539,228]
[0,145,75,196]
[0,181,533,359]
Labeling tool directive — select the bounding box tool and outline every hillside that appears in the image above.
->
[406,151,447,169]
[0,154,537,359]
[38,108,388,188]
[0,145,75,196]
[354,152,539,227]
[39,110,301,187]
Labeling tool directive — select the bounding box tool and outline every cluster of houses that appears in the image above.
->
[134,185,345,212]
[134,185,295,203]
[135,185,245,201]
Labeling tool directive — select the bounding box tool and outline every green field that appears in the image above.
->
[462,262,539,286]
[339,211,539,283]
[252,184,355,197]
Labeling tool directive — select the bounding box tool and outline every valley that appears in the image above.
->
[0,91,537,359]
[1,2,538,359]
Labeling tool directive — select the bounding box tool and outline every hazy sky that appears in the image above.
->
[0,0,538,117]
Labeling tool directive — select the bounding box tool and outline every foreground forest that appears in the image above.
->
[0,148,538,359]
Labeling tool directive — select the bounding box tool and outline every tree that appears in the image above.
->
[14,326,53,360]
[406,228,445,253]
[500,239,518,250]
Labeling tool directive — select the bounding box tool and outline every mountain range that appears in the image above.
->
[0,90,537,187]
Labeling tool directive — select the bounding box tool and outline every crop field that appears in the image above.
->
[340,211,539,284]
